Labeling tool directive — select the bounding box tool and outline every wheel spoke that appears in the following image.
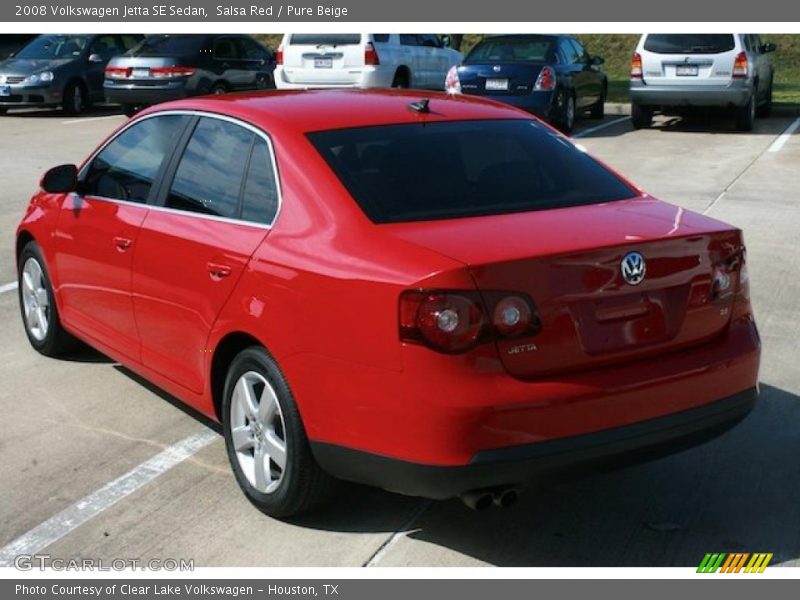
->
[231,425,254,452]
[233,377,258,420]
[22,271,35,293]
[253,445,269,491]
[257,383,279,424]
[35,289,49,307]
[37,307,48,334]
[264,431,286,470]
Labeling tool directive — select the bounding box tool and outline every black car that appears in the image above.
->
[446,34,607,133]
[104,34,276,116]
[0,34,143,115]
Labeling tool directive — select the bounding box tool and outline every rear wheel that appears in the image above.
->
[590,84,606,120]
[210,82,228,96]
[222,347,335,518]
[255,73,272,90]
[631,104,653,129]
[559,93,576,134]
[62,81,85,115]
[735,93,756,132]
[757,80,773,118]
[391,70,410,88]
[18,241,76,356]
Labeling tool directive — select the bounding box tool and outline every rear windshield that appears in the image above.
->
[643,34,736,54]
[466,37,554,63]
[308,120,636,224]
[128,35,209,56]
[289,34,361,46]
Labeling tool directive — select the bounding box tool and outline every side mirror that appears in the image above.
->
[41,164,78,194]
[441,35,451,48]
[760,42,777,54]
[592,55,605,66]
[88,53,104,63]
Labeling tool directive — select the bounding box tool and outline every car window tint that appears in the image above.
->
[466,38,553,63]
[373,34,390,43]
[130,35,209,57]
[120,35,141,51]
[213,38,239,60]
[289,34,361,45]
[241,139,279,224]
[570,39,589,62]
[400,34,420,47]
[561,40,580,64]
[83,115,188,204]
[643,34,736,54]
[90,35,123,59]
[15,35,90,59]
[238,37,269,60]
[167,118,254,218]
[308,120,636,224]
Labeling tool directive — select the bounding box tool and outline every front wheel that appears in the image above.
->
[18,241,76,356]
[757,81,773,118]
[222,347,335,518]
[590,85,606,120]
[62,81,85,115]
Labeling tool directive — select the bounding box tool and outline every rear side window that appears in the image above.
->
[289,34,360,45]
[167,118,254,219]
[241,139,279,224]
[643,34,736,54]
[373,34,390,43]
[308,120,636,224]
[83,115,189,204]
[129,35,209,57]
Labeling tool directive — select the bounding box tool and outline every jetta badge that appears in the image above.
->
[621,251,646,285]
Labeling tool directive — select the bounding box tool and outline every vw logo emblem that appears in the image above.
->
[493,65,501,72]
[620,251,646,286]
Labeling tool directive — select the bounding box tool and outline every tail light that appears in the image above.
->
[732,52,748,78]
[534,66,556,91]
[364,42,380,66]
[630,52,643,79]
[149,66,197,78]
[445,65,461,94]
[712,248,751,319]
[275,45,284,65]
[399,290,541,354]
[104,66,131,79]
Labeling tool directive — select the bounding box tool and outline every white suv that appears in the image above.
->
[630,33,776,131]
[274,33,463,90]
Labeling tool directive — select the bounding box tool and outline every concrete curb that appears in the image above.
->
[604,102,800,117]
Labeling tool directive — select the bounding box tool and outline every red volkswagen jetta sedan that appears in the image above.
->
[16,90,760,517]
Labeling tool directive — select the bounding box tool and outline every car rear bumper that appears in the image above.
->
[630,80,752,108]
[274,65,395,89]
[461,90,557,121]
[104,82,190,106]
[311,386,757,499]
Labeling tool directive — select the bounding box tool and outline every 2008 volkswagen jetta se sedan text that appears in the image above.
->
[15,89,760,517]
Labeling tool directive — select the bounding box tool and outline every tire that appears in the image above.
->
[210,83,228,96]
[391,70,410,88]
[62,81,85,116]
[559,92,576,134]
[222,346,335,518]
[631,104,653,129]
[18,241,77,356]
[255,74,272,90]
[735,93,756,132]
[757,80,773,118]
[0,107,7,115]
[121,104,138,118]
[590,84,606,120]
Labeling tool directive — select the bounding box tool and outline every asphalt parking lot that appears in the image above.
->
[0,106,798,568]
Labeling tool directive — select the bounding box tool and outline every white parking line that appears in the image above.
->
[0,281,18,295]
[364,500,431,567]
[0,429,217,566]
[62,115,124,125]
[768,117,800,153]
[574,116,629,139]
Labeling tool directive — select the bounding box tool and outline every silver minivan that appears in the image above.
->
[630,33,776,131]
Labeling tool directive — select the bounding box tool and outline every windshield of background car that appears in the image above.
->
[465,38,554,63]
[308,119,637,224]
[127,36,209,56]
[289,34,361,45]
[15,35,90,60]
[643,34,736,54]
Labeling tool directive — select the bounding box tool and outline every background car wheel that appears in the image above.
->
[757,80,773,118]
[590,84,606,120]
[631,104,653,129]
[255,74,273,90]
[391,69,410,88]
[0,107,7,115]
[18,241,77,356]
[735,94,756,132]
[121,104,138,118]
[222,346,335,518]
[559,93,575,134]
[62,81,86,116]
[210,83,229,96]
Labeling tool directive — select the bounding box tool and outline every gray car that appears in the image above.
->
[0,34,143,115]
[630,33,776,131]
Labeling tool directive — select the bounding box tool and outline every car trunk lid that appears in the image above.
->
[458,63,548,96]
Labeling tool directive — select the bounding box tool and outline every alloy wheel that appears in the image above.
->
[21,257,50,341]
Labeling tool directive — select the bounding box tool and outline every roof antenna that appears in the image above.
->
[408,98,431,114]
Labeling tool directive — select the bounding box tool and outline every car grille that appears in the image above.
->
[3,76,25,84]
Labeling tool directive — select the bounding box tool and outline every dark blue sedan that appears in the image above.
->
[445,35,607,133]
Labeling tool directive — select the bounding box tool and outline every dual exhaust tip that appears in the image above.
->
[460,487,519,511]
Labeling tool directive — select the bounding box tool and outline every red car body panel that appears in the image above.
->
[16,89,760,497]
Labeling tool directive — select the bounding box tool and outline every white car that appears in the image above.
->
[274,33,463,90]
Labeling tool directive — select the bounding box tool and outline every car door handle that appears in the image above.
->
[207,262,232,279]
[113,236,133,251]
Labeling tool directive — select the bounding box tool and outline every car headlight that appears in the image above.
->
[24,71,54,85]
